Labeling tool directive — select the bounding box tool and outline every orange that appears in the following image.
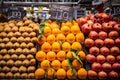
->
[57,51,66,61]
[62,22,66,26]
[35,68,45,79]
[36,51,46,62]
[46,34,56,44]
[77,68,87,79]
[52,28,61,36]
[71,42,82,50]
[62,42,71,52]
[41,42,51,52]
[61,26,70,35]
[50,22,59,30]
[76,32,85,43]
[56,33,66,43]
[47,51,56,61]
[56,68,66,79]
[40,60,50,70]
[46,68,55,79]
[43,26,51,37]
[77,51,86,60]
[71,25,80,35]
[67,69,77,79]
[65,21,73,28]
[66,33,75,44]
[66,51,74,60]
[61,60,69,71]
[52,42,61,53]
[37,36,46,45]
[72,59,82,70]
[51,60,61,71]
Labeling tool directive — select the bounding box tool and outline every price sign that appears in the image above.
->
[111,4,120,17]
[8,7,26,20]
[51,5,73,21]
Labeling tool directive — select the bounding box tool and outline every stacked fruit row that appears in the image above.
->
[77,13,120,80]
[35,20,87,79]
[0,18,39,79]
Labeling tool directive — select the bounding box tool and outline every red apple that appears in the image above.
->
[110,46,120,56]
[109,21,117,27]
[114,24,120,32]
[87,70,97,80]
[81,23,92,34]
[92,23,102,32]
[89,46,99,56]
[102,22,113,32]
[96,54,106,64]
[104,38,114,48]
[106,55,116,64]
[100,46,110,56]
[116,55,120,63]
[92,62,102,72]
[108,31,119,40]
[88,31,99,40]
[112,63,120,72]
[86,54,96,64]
[84,38,94,48]
[115,38,120,48]
[102,62,112,73]
[98,71,108,80]
[108,71,118,79]
[95,39,104,48]
[99,31,107,40]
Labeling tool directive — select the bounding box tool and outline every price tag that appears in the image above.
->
[8,7,26,20]
[111,4,120,17]
[51,5,73,21]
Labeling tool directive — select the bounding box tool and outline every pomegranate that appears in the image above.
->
[112,63,120,72]
[109,21,117,27]
[89,46,99,56]
[106,55,115,64]
[115,38,120,48]
[84,38,94,48]
[100,47,110,56]
[101,13,111,22]
[104,38,114,48]
[87,14,95,22]
[102,22,112,32]
[86,54,96,64]
[92,62,102,72]
[99,31,107,40]
[102,62,112,73]
[76,17,87,27]
[95,39,104,48]
[98,71,108,80]
[87,20,94,26]
[87,70,97,80]
[110,46,120,56]
[92,23,102,32]
[116,55,120,63]
[81,23,92,34]
[108,31,119,40]
[114,24,120,32]
[96,54,106,64]
[88,31,99,40]
[108,71,118,79]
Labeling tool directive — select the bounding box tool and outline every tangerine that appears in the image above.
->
[40,60,50,70]
[47,51,56,61]
[62,42,71,52]
[51,60,61,71]
[57,51,66,61]
[36,51,46,62]
[41,42,51,52]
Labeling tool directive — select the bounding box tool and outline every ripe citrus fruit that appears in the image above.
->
[40,60,50,70]
[46,68,55,79]
[46,34,56,44]
[50,22,59,30]
[37,36,46,45]
[61,26,70,35]
[51,60,61,71]
[66,33,75,44]
[62,42,71,52]
[72,59,82,70]
[66,51,74,60]
[61,60,69,71]
[77,51,86,60]
[57,50,66,61]
[52,42,61,53]
[71,25,80,35]
[56,33,66,43]
[77,68,87,79]
[67,69,77,79]
[47,51,56,61]
[41,42,51,52]
[35,68,45,79]
[44,26,51,37]
[76,32,85,43]
[71,42,82,50]
[36,51,46,62]
[52,28,61,36]
[65,21,73,28]
[56,68,66,79]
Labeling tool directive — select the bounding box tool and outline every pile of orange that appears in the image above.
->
[35,20,87,79]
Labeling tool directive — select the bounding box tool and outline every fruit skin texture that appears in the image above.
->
[100,46,110,56]
[112,63,120,72]
[66,33,75,44]
[47,51,56,61]
[110,46,120,56]
[92,23,102,32]
[61,26,70,36]
[108,31,119,40]
[116,55,120,63]
[81,23,92,34]
[46,34,56,44]
[72,59,82,70]
[102,62,112,73]
[35,68,45,79]
[51,60,61,71]
[106,55,115,64]
[56,68,66,79]
[46,68,55,79]
[84,38,94,48]
[61,60,69,71]
[86,54,96,64]
[77,51,86,60]
[95,39,104,48]
[71,42,82,50]
[96,54,106,64]
[75,32,85,43]
[87,70,97,80]
[57,51,66,61]
[108,71,118,80]
[67,69,77,79]
[41,42,51,52]
[92,62,102,72]
[102,22,112,32]
[98,71,108,80]
[104,38,114,48]
[40,60,50,70]
[114,24,120,32]
[52,42,61,53]
[56,33,65,43]
[88,31,99,40]
[115,38,120,48]
[99,31,107,40]
[62,42,71,52]
[36,51,46,62]
[89,46,99,56]
[77,68,87,79]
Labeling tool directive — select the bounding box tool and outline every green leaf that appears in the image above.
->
[72,68,77,76]
[39,22,45,34]
[71,49,77,53]
[76,55,83,67]
[67,58,72,68]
